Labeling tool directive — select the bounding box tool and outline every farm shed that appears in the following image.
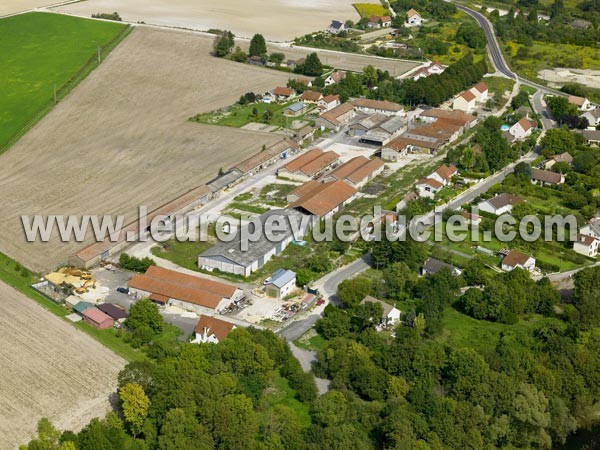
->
[97,303,128,322]
[72,301,94,315]
[82,307,114,329]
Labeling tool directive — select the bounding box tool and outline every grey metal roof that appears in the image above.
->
[422,257,457,275]
[286,102,306,112]
[269,269,296,288]
[200,209,310,268]
[73,301,94,314]
[207,168,243,193]
[378,115,406,134]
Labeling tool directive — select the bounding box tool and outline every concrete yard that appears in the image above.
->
[0,281,125,449]
[0,27,293,271]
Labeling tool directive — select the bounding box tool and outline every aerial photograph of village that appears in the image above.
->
[1,0,600,448]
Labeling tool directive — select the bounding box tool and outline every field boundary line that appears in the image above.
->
[0,23,133,156]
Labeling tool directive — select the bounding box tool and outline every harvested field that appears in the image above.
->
[55,0,364,41]
[0,27,292,271]
[0,281,125,449]
[0,0,58,16]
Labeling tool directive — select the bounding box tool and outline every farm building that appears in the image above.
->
[128,266,244,314]
[265,269,297,298]
[199,209,310,277]
[352,98,404,116]
[349,113,389,136]
[316,103,355,131]
[97,303,128,322]
[72,301,94,315]
[233,139,300,177]
[277,147,340,181]
[290,180,357,220]
[294,125,316,145]
[417,108,477,129]
[284,102,307,117]
[360,115,407,146]
[192,315,236,344]
[320,156,384,188]
[82,307,114,330]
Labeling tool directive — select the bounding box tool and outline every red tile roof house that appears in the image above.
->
[318,94,341,112]
[82,307,114,330]
[469,82,489,103]
[452,89,477,113]
[272,86,296,101]
[428,164,458,186]
[415,177,444,198]
[509,117,536,140]
[299,90,323,104]
[277,147,340,182]
[367,15,392,28]
[325,70,347,86]
[573,234,599,258]
[128,265,244,315]
[501,250,536,272]
[545,152,573,169]
[192,315,236,344]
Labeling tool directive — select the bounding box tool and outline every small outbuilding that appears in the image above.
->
[265,269,297,298]
[82,307,114,329]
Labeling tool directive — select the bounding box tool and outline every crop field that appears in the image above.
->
[0,281,125,449]
[55,0,361,41]
[0,0,57,16]
[0,12,127,153]
[0,27,292,271]
[353,2,389,18]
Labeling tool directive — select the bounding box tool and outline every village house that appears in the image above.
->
[573,234,599,258]
[477,193,523,215]
[415,177,443,198]
[411,61,445,81]
[325,70,347,86]
[582,129,600,146]
[509,116,536,140]
[501,250,536,272]
[199,209,310,277]
[290,179,358,221]
[265,269,297,298]
[318,94,341,112]
[352,98,405,116]
[568,95,593,111]
[129,265,244,313]
[360,296,401,328]
[545,152,573,169]
[328,20,347,34]
[277,147,340,181]
[581,108,600,128]
[421,257,462,276]
[192,315,236,344]
[316,103,355,131]
[428,164,458,186]
[368,15,392,28]
[320,156,384,188]
[406,8,423,26]
[453,90,477,113]
[283,102,307,117]
[579,218,600,240]
[531,168,565,186]
[273,86,296,102]
[299,90,323,104]
[470,82,489,103]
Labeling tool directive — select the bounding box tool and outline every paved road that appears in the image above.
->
[452,2,566,97]
[532,90,558,130]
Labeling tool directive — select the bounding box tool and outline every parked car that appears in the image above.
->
[316,298,325,306]
[116,287,129,294]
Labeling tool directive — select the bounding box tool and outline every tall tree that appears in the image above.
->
[119,383,150,437]
[302,52,323,76]
[248,33,267,57]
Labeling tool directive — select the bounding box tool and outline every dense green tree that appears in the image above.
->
[119,383,150,437]
[540,128,577,158]
[126,299,163,334]
[337,277,373,308]
[214,31,235,57]
[302,53,323,76]
[573,266,600,327]
[455,22,487,48]
[157,409,214,450]
[213,394,258,449]
[249,33,267,57]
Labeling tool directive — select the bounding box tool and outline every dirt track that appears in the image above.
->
[55,0,363,41]
[0,27,292,271]
[0,281,125,449]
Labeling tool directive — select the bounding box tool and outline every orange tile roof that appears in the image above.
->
[460,90,476,102]
[298,151,340,177]
[407,8,420,17]
[516,116,533,131]
[502,250,532,268]
[320,103,354,126]
[282,148,324,172]
[145,266,236,298]
[324,156,370,180]
[347,158,384,184]
[352,98,404,112]
[419,108,475,125]
[274,86,294,96]
[195,315,235,341]
[472,82,488,93]
[434,164,457,181]
[321,94,340,103]
[568,95,586,106]
[416,178,443,189]
[291,180,357,217]
[289,180,322,199]
[300,90,323,102]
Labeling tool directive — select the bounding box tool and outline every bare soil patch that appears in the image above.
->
[0,281,125,449]
[0,0,59,16]
[538,68,600,90]
[0,27,291,271]
[55,0,365,41]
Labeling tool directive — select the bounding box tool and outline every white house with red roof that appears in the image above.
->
[501,250,536,272]
[509,117,535,140]
[428,164,458,186]
[192,315,236,344]
[469,82,489,103]
[453,90,477,113]
[406,9,423,26]
[415,178,443,198]
[573,234,599,258]
[318,94,341,112]
[325,71,346,86]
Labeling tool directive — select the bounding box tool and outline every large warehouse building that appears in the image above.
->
[198,209,310,277]
[128,266,244,314]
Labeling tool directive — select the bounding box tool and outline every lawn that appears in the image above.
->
[484,75,515,100]
[0,12,128,153]
[353,3,389,18]
[193,101,314,130]
[265,373,312,428]
[151,238,214,272]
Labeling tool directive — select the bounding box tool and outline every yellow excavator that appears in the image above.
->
[75,279,96,294]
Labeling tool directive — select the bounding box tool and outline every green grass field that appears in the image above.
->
[353,3,389,18]
[0,12,128,153]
